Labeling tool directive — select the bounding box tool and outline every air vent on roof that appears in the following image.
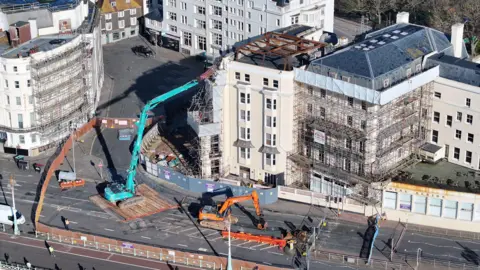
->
[370,39,378,43]
[391,36,399,40]
[368,46,375,49]
[354,45,361,49]
[360,44,367,47]
[393,30,401,34]
[363,48,370,51]
[378,41,386,45]
[383,34,391,37]
[401,32,408,35]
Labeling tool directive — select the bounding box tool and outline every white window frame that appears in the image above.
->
[130,17,137,26]
[240,147,250,159]
[118,11,124,17]
[198,36,206,50]
[105,13,112,20]
[130,8,136,15]
[118,20,125,29]
[181,15,188,24]
[197,6,206,15]
[265,153,276,166]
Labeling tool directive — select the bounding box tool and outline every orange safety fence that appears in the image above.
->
[33,117,286,270]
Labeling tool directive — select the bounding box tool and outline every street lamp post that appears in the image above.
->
[71,123,76,173]
[10,174,19,236]
[416,248,422,270]
[225,216,232,270]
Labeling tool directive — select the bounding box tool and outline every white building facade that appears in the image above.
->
[159,0,333,55]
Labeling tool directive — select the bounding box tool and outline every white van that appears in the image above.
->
[0,204,25,225]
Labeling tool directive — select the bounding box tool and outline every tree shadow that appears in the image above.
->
[94,125,117,180]
[458,241,480,265]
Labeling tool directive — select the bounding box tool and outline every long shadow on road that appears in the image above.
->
[94,126,117,180]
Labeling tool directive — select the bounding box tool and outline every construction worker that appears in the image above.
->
[48,246,55,257]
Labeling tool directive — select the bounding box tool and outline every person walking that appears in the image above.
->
[49,246,55,257]
[26,261,32,269]
[64,218,70,231]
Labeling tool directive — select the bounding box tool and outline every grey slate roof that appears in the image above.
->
[426,53,480,87]
[145,7,162,21]
[308,23,453,79]
[420,142,443,154]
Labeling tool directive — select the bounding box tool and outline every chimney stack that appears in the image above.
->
[451,23,464,58]
[396,12,410,24]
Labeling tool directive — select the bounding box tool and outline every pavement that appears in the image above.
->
[334,17,372,42]
[0,231,199,270]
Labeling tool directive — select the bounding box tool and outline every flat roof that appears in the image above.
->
[2,35,76,58]
[393,160,480,194]
[426,53,480,87]
[419,142,442,154]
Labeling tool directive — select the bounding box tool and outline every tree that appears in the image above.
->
[336,0,397,28]
[458,0,480,57]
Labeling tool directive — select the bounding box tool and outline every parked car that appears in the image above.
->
[132,45,154,58]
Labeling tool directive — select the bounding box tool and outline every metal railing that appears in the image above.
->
[35,231,219,269]
[0,260,48,270]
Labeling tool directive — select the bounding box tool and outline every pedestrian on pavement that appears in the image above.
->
[49,246,55,257]
[64,218,70,230]
[26,261,32,269]
[4,253,9,263]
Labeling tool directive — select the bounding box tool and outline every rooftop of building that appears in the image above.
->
[0,0,80,13]
[1,35,76,58]
[98,0,141,14]
[145,7,162,22]
[393,160,480,194]
[426,53,480,87]
[234,25,327,71]
[308,23,459,79]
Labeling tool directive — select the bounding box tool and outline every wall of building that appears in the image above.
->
[162,0,333,56]
[38,2,89,35]
[101,7,142,44]
[431,77,480,170]
[383,182,480,233]
[223,60,294,183]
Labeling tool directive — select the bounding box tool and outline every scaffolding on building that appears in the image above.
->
[30,30,92,149]
[287,73,434,203]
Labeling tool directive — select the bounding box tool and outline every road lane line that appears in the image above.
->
[260,245,276,250]
[268,251,283,255]
[205,232,219,237]
[61,196,89,202]
[178,227,196,233]
[104,228,114,231]
[177,244,188,247]
[210,236,223,241]
[263,262,272,265]
[198,248,207,252]
[250,243,268,249]
[219,252,228,256]
[69,221,78,224]
[141,236,151,239]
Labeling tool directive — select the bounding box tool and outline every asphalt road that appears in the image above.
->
[334,17,372,42]
[0,232,199,270]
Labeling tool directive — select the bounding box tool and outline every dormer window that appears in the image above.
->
[383,78,390,88]
[111,1,116,7]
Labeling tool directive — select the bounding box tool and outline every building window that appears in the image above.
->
[240,110,250,121]
[212,33,222,46]
[273,80,278,88]
[181,2,187,10]
[118,20,125,28]
[432,130,438,143]
[446,115,452,127]
[406,68,412,78]
[266,133,276,146]
[30,112,35,126]
[244,74,250,82]
[4,80,8,88]
[13,66,17,72]
[361,120,366,130]
[361,101,367,111]
[433,111,440,123]
[413,196,426,214]
[291,15,299,24]
[344,159,351,172]
[197,6,206,15]
[383,78,390,88]
[28,95,33,104]
[240,92,250,104]
[399,193,412,211]
[266,116,276,127]
[466,151,472,164]
[106,22,112,30]
[247,24,251,33]
[240,127,250,140]
[19,135,25,144]
[14,81,19,88]
[443,200,457,219]
[347,116,353,126]
[130,17,137,26]
[320,89,326,98]
[265,153,276,166]
[429,198,442,217]
[459,202,473,221]
[169,25,177,32]
[345,138,352,149]
[263,78,268,86]
[240,148,250,159]
[168,12,177,21]
[359,141,365,153]
[6,95,9,105]
[434,92,441,98]
[198,36,206,50]
[213,6,222,16]
[183,32,192,46]
[466,98,471,108]
[235,72,240,80]
[383,191,397,209]
[16,96,21,105]
[454,147,460,160]
[130,8,136,15]
[347,97,353,107]
[212,19,222,30]
[467,114,473,124]
[181,15,188,24]
[27,80,31,87]
[105,13,112,20]
[468,133,474,143]
[320,107,326,118]
[455,129,462,139]
[118,11,124,17]
[168,0,176,7]
[196,19,206,29]
[457,112,462,121]
[266,98,276,110]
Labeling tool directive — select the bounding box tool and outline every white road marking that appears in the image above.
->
[141,236,151,239]
[39,215,45,218]
[219,252,228,256]
[69,221,78,224]
[104,228,114,231]
[250,243,268,249]
[61,196,89,202]
[260,245,276,250]
[267,251,283,255]
[178,227,196,233]
[177,244,188,247]
[210,236,223,241]
[198,248,208,252]
[262,262,272,265]
[27,175,33,177]
[234,241,251,247]
[205,232,219,237]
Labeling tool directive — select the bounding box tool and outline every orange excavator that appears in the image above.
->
[198,190,267,231]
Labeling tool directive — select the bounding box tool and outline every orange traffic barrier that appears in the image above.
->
[59,179,85,190]
[221,231,287,249]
